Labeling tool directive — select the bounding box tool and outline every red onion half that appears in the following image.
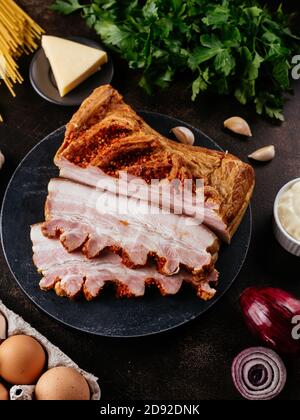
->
[240,287,300,355]
[232,347,286,400]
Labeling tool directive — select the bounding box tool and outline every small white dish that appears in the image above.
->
[273,177,300,257]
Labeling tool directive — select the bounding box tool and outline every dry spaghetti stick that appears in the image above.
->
[7,0,44,32]
[1,78,16,97]
[0,0,44,121]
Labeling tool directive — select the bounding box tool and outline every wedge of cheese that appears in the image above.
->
[41,36,108,97]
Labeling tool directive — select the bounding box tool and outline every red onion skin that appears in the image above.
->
[240,287,300,356]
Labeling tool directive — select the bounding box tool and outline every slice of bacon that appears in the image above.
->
[31,224,218,301]
[56,157,228,238]
[42,178,219,276]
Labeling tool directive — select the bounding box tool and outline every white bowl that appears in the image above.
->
[273,178,300,257]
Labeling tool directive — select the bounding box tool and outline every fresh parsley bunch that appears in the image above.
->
[52,0,299,120]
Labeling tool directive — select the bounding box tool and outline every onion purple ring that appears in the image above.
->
[231,347,286,400]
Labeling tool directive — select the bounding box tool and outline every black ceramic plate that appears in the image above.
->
[1,112,252,337]
[30,36,114,106]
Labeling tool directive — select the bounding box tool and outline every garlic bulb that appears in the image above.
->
[0,150,4,169]
[171,126,195,145]
[224,116,252,137]
[248,145,275,162]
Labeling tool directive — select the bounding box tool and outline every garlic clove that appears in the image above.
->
[0,150,5,169]
[224,116,252,137]
[248,145,275,162]
[0,312,7,341]
[171,126,195,145]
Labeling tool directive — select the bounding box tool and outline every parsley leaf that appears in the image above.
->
[202,5,229,29]
[143,0,158,21]
[94,20,129,46]
[51,0,83,15]
[214,50,235,77]
[192,68,210,101]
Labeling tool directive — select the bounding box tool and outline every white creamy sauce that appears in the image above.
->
[278,181,300,241]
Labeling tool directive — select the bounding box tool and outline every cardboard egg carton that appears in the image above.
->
[0,300,101,400]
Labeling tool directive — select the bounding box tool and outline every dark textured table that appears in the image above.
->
[0,1,300,400]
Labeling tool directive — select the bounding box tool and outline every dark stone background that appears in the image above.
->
[0,0,299,400]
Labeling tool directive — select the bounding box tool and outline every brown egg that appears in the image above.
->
[0,335,46,384]
[0,383,9,400]
[35,367,90,400]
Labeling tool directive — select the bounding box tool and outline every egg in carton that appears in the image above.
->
[0,300,101,400]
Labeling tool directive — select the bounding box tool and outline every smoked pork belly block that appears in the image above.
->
[42,178,219,276]
[54,85,255,242]
[31,224,218,300]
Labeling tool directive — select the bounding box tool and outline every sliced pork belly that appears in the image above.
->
[56,157,225,234]
[55,85,255,242]
[31,224,218,300]
[42,178,219,276]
